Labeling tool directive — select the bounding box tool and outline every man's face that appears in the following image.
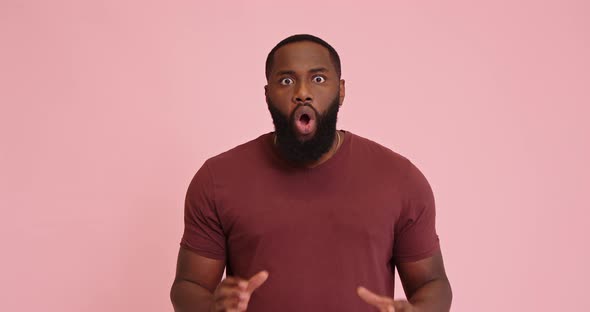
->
[265,41,345,164]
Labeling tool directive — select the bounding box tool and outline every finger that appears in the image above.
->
[237,299,248,311]
[222,307,240,312]
[380,306,395,312]
[217,296,251,312]
[392,300,413,312]
[216,286,249,301]
[246,270,269,293]
[221,277,249,291]
[357,286,394,306]
[220,298,248,312]
[213,295,240,311]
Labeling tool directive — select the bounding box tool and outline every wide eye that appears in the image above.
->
[312,75,326,83]
[280,77,294,85]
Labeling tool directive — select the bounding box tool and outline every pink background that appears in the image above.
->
[1,0,589,311]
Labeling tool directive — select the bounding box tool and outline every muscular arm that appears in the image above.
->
[396,249,452,312]
[170,247,225,312]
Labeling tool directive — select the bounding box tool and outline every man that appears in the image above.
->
[171,34,452,312]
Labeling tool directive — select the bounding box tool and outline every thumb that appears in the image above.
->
[246,270,269,293]
[357,286,396,311]
[357,286,394,306]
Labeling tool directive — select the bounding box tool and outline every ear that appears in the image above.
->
[338,79,346,106]
[264,85,269,103]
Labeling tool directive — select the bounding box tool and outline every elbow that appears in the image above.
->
[169,279,182,311]
[442,277,453,310]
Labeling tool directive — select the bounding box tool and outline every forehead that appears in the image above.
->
[271,41,334,74]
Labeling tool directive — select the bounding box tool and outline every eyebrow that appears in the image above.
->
[275,67,329,76]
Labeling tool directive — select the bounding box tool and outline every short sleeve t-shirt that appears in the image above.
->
[181,131,440,311]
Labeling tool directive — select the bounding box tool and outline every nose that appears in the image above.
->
[293,81,313,105]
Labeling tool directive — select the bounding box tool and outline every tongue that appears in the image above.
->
[293,106,317,136]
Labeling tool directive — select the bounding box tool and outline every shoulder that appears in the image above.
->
[345,131,432,193]
[202,132,273,175]
[347,131,413,171]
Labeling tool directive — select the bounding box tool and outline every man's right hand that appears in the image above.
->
[210,271,269,312]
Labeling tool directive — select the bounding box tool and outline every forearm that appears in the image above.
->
[170,279,214,312]
[408,278,452,312]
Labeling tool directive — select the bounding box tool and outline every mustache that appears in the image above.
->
[266,94,340,165]
[289,103,319,123]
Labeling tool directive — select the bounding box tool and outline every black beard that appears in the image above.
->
[267,95,340,166]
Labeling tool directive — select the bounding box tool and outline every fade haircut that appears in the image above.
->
[265,34,342,80]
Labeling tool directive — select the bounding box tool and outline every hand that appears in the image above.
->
[210,271,269,312]
[357,286,415,312]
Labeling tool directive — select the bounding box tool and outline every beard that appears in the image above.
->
[267,94,340,166]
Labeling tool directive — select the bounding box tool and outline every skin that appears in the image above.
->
[170,41,452,311]
[170,247,266,312]
[265,41,346,168]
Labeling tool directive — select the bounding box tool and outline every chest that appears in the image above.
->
[216,174,403,253]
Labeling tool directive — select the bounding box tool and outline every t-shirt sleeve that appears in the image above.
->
[180,161,226,260]
[392,160,440,263]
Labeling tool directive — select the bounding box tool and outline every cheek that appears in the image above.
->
[315,89,338,105]
[317,92,333,102]
[269,88,291,100]
[267,93,292,114]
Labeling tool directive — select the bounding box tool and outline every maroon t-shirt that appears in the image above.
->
[181,131,440,311]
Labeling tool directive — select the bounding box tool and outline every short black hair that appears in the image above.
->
[265,34,341,80]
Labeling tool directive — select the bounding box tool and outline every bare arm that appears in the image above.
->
[358,249,452,312]
[170,247,225,312]
[171,247,269,312]
[396,249,452,311]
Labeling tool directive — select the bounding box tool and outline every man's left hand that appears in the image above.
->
[357,286,415,312]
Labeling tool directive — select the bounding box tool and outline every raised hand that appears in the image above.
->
[357,286,414,312]
[210,271,269,312]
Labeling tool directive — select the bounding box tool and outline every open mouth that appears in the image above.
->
[299,113,311,124]
[293,106,317,136]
